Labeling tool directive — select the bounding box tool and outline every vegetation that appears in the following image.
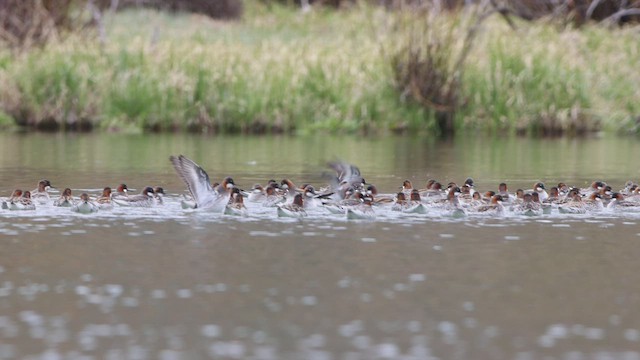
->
[0,2,639,135]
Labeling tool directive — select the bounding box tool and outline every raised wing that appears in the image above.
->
[170,155,219,208]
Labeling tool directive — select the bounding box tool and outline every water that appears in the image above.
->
[2,133,640,359]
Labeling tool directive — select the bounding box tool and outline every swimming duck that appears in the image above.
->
[346,194,376,220]
[498,183,511,203]
[31,179,53,205]
[302,186,322,209]
[471,194,505,215]
[324,160,366,200]
[431,186,466,217]
[607,192,640,210]
[533,182,549,202]
[262,183,286,207]
[511,193,542,216]
[558,191,587,214]
[277,193,307,218]
[71,193,98,214]
[53,188,74,207]
[170,155,233,212]
[112,186,156,207]
[247,184,266,203]
[401,179,414,195]
[154,186,165,205]
[389,189,425,212]
[95,187,113,210]
[111,184,129,200]
[1,189,22,210]
[224,188,248,216]
[10,191,36,211]
[419,181,445,201]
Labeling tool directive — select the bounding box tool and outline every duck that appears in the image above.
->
[111,184,129,199]
[322,189,364,214]
[262,183,286,207]
[419,180,444,200]
[470,194,505,215]
[431,186,466,217]
[391,192,409,212]
[31,179,53,205]
[53,188,74,207]
[170,155,233,212]
[533,182,549,202]
[95,187,113,210]
[583,192,605,212]
[401,179,414,195]
[10,191,36,211]
[277,193,307,218]
[405,189,427,214]
[366,184,394,205]
[224,188,248,216]
[1,189,22,210]
[558,191,587,214]
[71,193,98,214]
[580,180,606,197]
[154,186,165,205]
[511,193,542,216]
[247,184,266,203]
[621,180,638,196]
[112,186,156,207]
[302,186,322,209]
[530,192,552,214]
[279,179,302,198]
[607,192,640,210]
[346,194,376,220]
[557,182,570,197]
[324,160,366,200]
[498,182,511,203]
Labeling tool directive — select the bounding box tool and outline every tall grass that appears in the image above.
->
[0,3,639,135]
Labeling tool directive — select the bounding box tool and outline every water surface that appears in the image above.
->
[1,133,640,359]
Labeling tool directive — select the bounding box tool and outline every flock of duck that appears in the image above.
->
[2,154,640,219]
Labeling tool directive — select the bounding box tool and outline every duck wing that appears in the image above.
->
[170,155,221,209]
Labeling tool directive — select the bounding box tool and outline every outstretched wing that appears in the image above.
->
[327,160,363,187]
[170,155,218,208]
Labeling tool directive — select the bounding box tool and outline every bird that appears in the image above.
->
[53,188,74,207]
[9,191,36,211]
[224,188,248,216]
[2,189,22,210]
[31,179,53,205]
[471,194,505,215]
[112,186,157,207]
[346,194,376,220]
[95,187,113,210]
[170,155,233,212]
[323,160,366,200]
[154,186,165,205]
[71,193,99,214]
[277,193,307,218]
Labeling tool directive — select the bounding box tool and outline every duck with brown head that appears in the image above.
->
[10,191,36,211]
[112,186,157,207]
[277,193,307,218]
[31,179,53,205]
[53,188,74,207]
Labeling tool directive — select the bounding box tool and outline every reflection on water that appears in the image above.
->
[2,133,640,359]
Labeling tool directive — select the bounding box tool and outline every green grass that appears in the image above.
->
[0,2,639,134]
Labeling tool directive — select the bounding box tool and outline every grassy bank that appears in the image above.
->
[0,3,638,135]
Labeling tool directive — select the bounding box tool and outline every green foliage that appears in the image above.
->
[0,4,639,135]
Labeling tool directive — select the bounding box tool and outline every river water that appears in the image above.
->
[1,133,640,359]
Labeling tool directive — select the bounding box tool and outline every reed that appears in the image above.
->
[0,3,638,135]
